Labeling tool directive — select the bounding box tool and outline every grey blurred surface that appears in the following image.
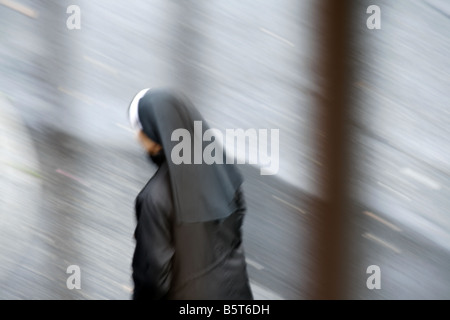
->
[1,0,449,299]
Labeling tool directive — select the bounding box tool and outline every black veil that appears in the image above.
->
[130,88,243,224]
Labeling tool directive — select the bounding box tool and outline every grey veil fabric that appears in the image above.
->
[129,88,243,224]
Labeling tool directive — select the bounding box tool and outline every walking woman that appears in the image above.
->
[128,88,253,300]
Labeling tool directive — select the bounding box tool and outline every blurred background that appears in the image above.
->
[1,0,449,299]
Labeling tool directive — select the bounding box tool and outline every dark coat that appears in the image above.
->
[132,161,253,300]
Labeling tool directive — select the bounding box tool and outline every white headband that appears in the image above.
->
[128,88,150,131]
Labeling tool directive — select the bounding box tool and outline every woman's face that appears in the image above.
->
[136,130,162,156]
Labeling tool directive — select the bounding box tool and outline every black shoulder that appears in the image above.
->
[136,162,174,221]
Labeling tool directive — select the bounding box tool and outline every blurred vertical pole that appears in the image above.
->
[310,0,352,299]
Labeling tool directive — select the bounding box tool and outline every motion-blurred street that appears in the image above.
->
[1,0,449,299]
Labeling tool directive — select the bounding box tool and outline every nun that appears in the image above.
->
[128,88,253,300]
